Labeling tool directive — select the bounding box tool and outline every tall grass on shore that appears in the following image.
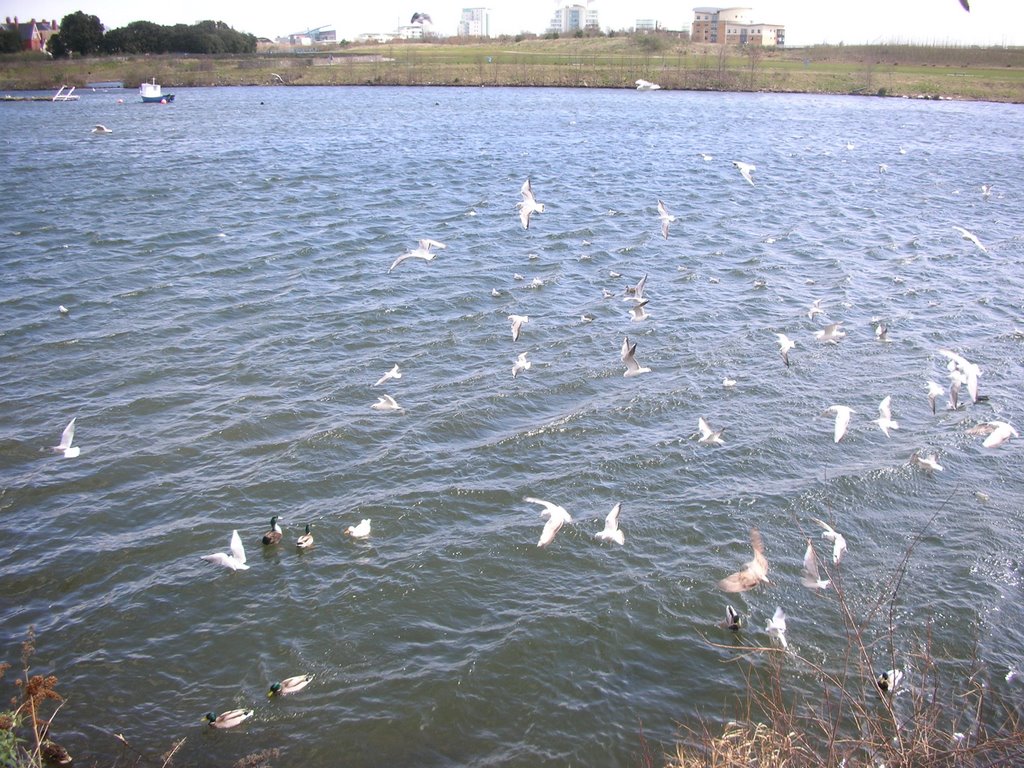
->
[670,503,1024,767]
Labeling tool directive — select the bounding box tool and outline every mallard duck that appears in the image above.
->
[877,668,903,694]
[296,524,314,549]
[203,709,254,729]
[41,739,72,764]
[268,673,314,697]
[262,516,283,545]
[344,519,371,539]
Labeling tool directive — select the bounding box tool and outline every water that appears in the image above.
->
[1,85,1023,766]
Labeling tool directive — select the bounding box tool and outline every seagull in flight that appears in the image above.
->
[953,225,987,253]
[374,365,402,386]
[776,333,795,367]
[811,517,847,564]
[595,502,624,545]
[807,299,824,320]
[732,160,756,186]
[697,417,724,446]
[201,529,249,571]
[371,394,402,411]
[875,395,899,437]
[517,178,545,229]
[525,497,572,548]
[49,417,80,458]
[815,322,846,344]
[800,539,830,590]
[926,380,945,414]
[388,239,446,273]
[628,298,650,322]
[910,451,943,472]
[512,351,531,378]
[766,607,788,649]
[980,420,1019,448]
[621,336,651,377]
[657,200,676,239]
[825,405,854,443]
[508,314,529,342]
[718,528,769,592]
[91,124,112,134]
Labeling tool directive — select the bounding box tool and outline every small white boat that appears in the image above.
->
[139,78,174,103]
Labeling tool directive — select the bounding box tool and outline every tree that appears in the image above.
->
[52,11,104,56]
[0,25,22,53]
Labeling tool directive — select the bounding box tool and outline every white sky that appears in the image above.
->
[5,1,1021,46]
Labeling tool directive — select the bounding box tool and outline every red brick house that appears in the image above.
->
[3,16,60,51]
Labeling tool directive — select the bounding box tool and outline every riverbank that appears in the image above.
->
[2,37,1023,102]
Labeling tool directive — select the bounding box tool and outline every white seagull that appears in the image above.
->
[697,417,725,446]
[910,451,943,472]
[201,529,249,571]
[825,405,854,443]
[811,517,847,565]
[939,349,981,404]
[91,124,112,134]
[49,417,80,458]
[371,394,402,411]
[525,497,572,548]
[765,607,788,649]
[635,79,661,90]
[981,420,1019,448]
[512,351,531,378]
[374,365,402,386]
[624,273,648,303]
[621,336,652,377]
[776,333,795,367]
[58,304,70,315]
[807,299,824,320]
[815,322,846,344]
[388,239,446,273]
[595,502,624,545]
[875,395,899,437]
[517,178,545,229]
[628,299,650,322]
[345,518,372,538]
[508,314,529,342]
[732,160,756,186]
[657,200,676,239]
[952,225,987,254]
[800,539,831,590]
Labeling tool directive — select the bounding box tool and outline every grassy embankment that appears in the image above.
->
[1,36,1023,102]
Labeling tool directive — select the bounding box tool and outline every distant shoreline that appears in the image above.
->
[2,39,1022,104]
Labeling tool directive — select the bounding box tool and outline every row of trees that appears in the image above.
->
[43,11,256,56]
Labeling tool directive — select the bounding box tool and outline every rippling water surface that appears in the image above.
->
[1,85,1023,766]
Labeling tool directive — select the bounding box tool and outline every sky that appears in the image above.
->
[5,1,1023,47]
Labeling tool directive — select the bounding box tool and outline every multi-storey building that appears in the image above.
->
[2,16,59,51]
[548,5,600,34]
[692,7,785,46]
[458,7,490,37]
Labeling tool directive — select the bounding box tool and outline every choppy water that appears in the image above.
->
[1,85,1023,766]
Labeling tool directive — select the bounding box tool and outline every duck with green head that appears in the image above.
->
[296,524,314,549]
[268,673,314,697]
[262,516,283,546]
[203,708,254,728]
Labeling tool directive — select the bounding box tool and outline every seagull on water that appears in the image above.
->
[811,518,847,564]
[807,299,824,320]
[732,161,756,186]
[766,607,788,649]
[875,395,899,437]
[345,519,371,538]
[718,528,769,592]
[49,417,80,458]
[657,200,676,239]
[980,420,1019,448]
[517,178,545,229]
[624,273,648,303]
[524,497,572,548]
[953,225,987,253]
[201,529,249,571]
[874,322,890,343]
[621,336,651,377]
[776,333,795,367]
[371,394,402,411]
[635,79,661,90]
[940,348,982,404]
[595,502,624,545]
[815,322,846,344]
[91,124,112,134]
[58,304,70,315]
[800,539,831,590]
[697,417,724,446]
[512,351,531,378]
[825,405,854,443]
[508,314,528,341]
[388,239,446,273]
[374,365,402,386]
[910,451,943,472]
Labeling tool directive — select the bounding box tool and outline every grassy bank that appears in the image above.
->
[1,37,1023,102]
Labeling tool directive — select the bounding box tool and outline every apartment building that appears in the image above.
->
[548,5,600,34]
[458,7,490,37]
[692,6,785,46]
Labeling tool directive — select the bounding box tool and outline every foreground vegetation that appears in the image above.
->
[1,36,1023,102]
